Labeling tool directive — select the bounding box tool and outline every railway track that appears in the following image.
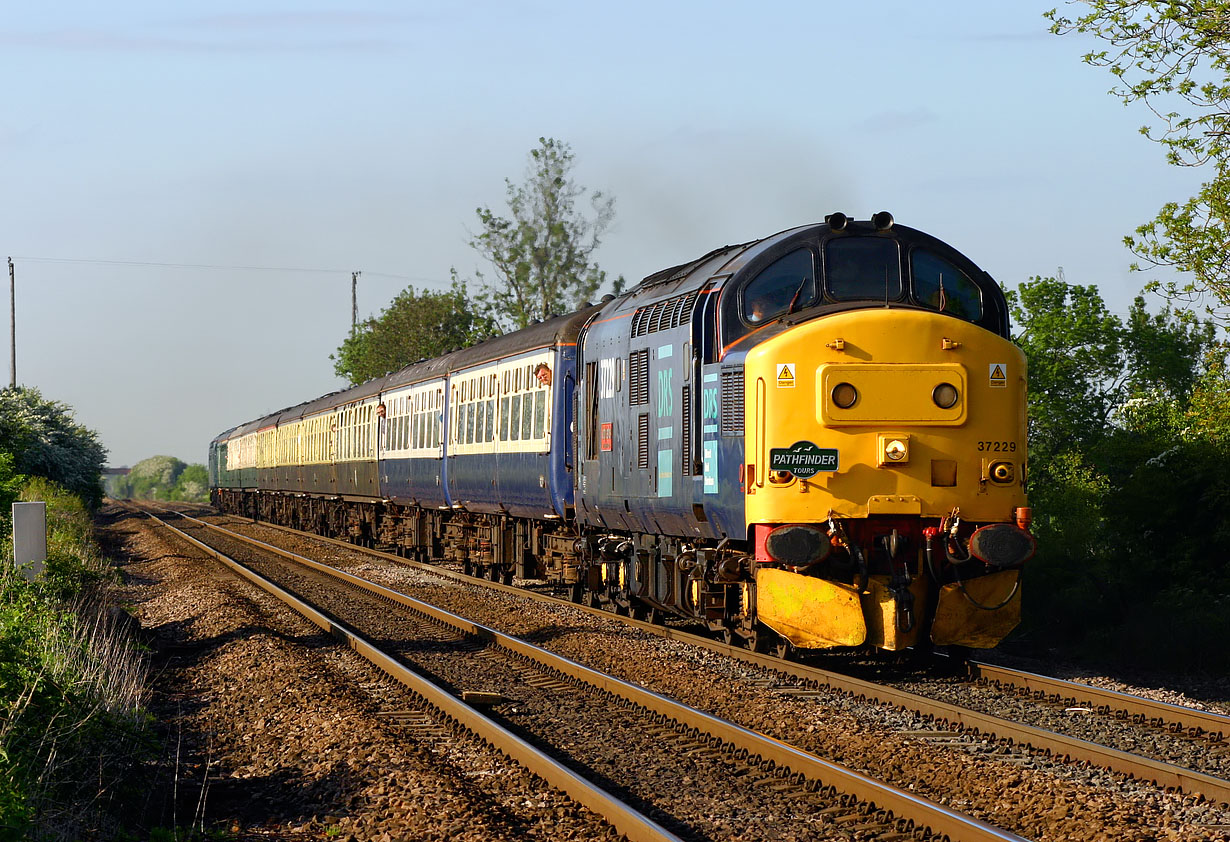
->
[132,503,1031,842]
[965,661,1229,739]
[172,503,1230,809]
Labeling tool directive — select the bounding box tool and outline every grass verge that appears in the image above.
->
[0,479,152,840]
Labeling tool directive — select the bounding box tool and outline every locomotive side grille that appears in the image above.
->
[634,307,654,336]
[629,349,650,405]
[637,413,650,469]
[720,366,743,437]
[673,291,698,329]
[669,295,686,328]
[680,385,692,476]
[649,300,668,333]
[630,289,701,338]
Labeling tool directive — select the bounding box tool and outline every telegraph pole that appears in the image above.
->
[8,257,14,389]
[351,270,361,336]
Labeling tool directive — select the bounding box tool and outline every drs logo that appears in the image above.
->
[657,369,673,418]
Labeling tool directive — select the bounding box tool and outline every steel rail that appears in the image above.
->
[191,507,1230,806]
[154,505,1029,842]
[130,505,685,842]
[968,660,1230,739]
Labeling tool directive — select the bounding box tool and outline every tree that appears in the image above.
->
[0,388,106,508]
[1006,274,1229,668]
[111,455,209,502]
[331,279,496,385]
[171,463,208,501]
[1007,274,1213,461]
[461,137,623,331]
[1048,2,1230,313]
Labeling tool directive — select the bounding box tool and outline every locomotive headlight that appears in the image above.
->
[932,382,960,409]
[877,434,910,466]
[990,461,1015,484]
[831,382,858,409]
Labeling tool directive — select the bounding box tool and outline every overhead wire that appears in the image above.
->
[7,255,448,286]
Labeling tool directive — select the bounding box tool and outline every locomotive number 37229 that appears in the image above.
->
[977,441,1017,452]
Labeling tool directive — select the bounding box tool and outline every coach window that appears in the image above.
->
[741,248,815,323]
[825,237,902,301]
[534,389,547,439]
[510,393,522,441]
[911,248,983,322]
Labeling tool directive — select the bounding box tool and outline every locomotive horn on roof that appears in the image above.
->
[872,210,894,230]
[825,212,849,231]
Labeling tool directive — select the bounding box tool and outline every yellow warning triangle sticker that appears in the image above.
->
[991,365,1005,380]
[776,363,795,387]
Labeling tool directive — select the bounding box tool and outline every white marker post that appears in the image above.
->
[13,501,47,582]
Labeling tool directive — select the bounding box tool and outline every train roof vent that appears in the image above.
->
[631,289,701,338]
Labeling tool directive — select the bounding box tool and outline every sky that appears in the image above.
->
[1,1,1206,467]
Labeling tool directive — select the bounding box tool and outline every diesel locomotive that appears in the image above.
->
[210,212,1034,654]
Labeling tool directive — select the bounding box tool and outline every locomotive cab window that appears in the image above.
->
[911,248,983,321]
[741,248,815,324]
[825,237,902,301]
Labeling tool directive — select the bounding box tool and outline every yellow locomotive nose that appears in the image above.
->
[742,307,1029,652]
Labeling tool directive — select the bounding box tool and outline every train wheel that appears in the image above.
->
[774,638,792,660]
[745,630,765,653]
[569,582,584,604]
[462,559,473,576]
[501,569,514,586]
